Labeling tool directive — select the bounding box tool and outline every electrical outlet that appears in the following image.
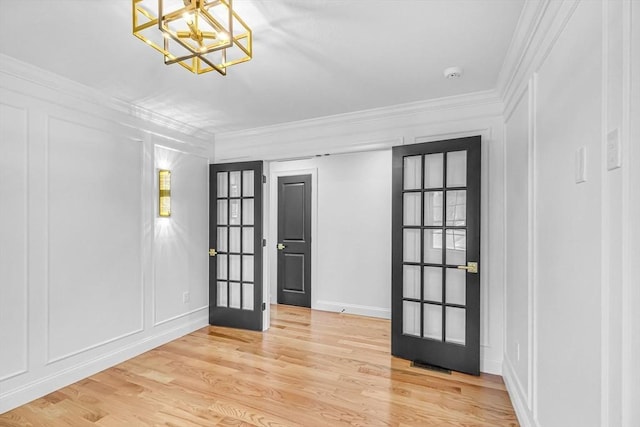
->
[516,342,521,362]
[182,291,190,304]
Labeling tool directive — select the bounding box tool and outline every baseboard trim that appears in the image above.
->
[314,300,391,319]
[0,312,208,414]
[503,356,537,427]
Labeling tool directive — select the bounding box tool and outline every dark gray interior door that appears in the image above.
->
[392,136,481,375]
[209,161,263,331]
[277,174,311,308]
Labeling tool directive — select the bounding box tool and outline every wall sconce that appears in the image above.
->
[159,169,171,217]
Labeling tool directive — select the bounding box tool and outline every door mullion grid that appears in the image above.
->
[420,154,425,339]
[441,152,448,342]
[226,174,231,307]
[239,171,244,310]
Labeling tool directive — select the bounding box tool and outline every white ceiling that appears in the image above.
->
[0,0,525,134]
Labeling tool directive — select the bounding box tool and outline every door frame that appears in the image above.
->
[268,167,318,311]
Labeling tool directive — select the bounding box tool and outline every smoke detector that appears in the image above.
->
[443,66,463,79]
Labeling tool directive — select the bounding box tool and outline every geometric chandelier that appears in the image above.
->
[132,0,252,76]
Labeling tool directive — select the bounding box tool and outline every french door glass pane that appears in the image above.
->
[229,282,241,308]
[229,200,241,225]
[403,301,420,336]
[423,266,442,302]
[446,268,466,305]
[217,255,227,279]
[446,151,467,187]
[243,199,254,225]
[446,190,466,226]
[424,191,443,226]
[424,153,444,189]
[242,170,254,197]
[217,282,228,307]
[242,283,254,310]
[446,307,466,345]
[403,229,421,263]
[403,193,421,226]
[217,200,228,225]
[403,265,420,299]
[229,255,240,281]
[403,156,421,190]
[423,303,442,340]
[217,172,228,198]
[445,229,466,265]
[229,171,241,197]
[242,228,254,254]
[242,255,254,282]
[217,227,228,252]
[423,229,442,264]
[229,227,241,253]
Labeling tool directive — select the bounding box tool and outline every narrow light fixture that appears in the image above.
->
[159,169,171,217]
[132,0,252,76]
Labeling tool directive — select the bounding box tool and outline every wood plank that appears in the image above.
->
[0,305,518,426]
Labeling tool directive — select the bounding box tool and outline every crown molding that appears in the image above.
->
[0,54,214,143]
[496,0,550,101]
[497,0,582,116]
[217,89,503,141]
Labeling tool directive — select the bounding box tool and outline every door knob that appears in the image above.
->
[457,262,478,274]
[277,243,286,250]
[209,249,217,257]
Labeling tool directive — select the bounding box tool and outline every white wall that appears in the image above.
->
[0,55,210,413]
[216,92,507,375]
[502,0,639,426]
[504,88,530,400]
[625,2,640,425]
[269,150,392,319]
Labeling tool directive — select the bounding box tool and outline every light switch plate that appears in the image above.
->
[575,146,587,183]
[607,129,621,171]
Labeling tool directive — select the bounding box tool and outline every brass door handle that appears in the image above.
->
[277,243,286,250]
[457,262,478,274]
[209,249,217,257]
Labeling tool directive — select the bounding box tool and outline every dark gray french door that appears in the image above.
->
[209,161,263,331]
[277,174,312,308]
[392,136,481,375]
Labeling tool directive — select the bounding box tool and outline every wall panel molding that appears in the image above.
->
[0,54,214,145]
[44,115,145,365]
[152,144,209,328]
[503,357,538,427]
[0,54,211,412]
[0,101,29,382]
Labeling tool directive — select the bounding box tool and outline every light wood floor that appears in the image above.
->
[1,305,518,426]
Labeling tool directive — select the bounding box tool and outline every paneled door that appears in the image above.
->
[209,161,263,331]
[391,136,481,375]
[277,175,312,307]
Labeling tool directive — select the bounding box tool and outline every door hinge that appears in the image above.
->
[262,238,267,247]
[262,175,267,184]
[261,302,266,311]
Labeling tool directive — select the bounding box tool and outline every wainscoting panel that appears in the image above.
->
[153,144,209,326]
[0,101,29,381]
[46,116,144,363]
